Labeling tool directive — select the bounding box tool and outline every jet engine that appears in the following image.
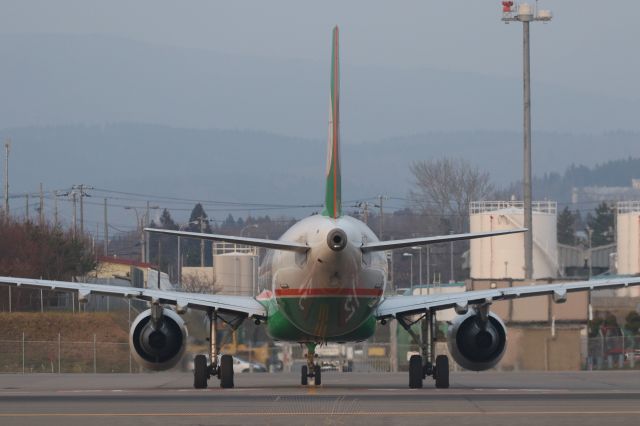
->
[447,308,507,371]
[129,307,188,371]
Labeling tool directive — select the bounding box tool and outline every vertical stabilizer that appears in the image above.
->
[322,26,342,219]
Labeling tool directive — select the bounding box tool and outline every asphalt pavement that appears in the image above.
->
[1,371,639,425]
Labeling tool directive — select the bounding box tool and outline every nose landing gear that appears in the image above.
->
[300,343,321,386]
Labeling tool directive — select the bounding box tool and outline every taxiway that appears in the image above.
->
[1,371,639,425]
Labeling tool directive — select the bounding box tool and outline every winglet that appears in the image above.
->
[322,26,342,219]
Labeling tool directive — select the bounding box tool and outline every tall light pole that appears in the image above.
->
[124,206,143,261]
[3,139,10,220]
[502,1,552,280]
[403,252,414,295]
[411,246,423,288]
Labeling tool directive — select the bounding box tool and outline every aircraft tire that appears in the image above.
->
[219,355,234,388]
[434,355,450,389]
[301,365,308,385]
[409,355,423,389]
[314,365,322,386]
[193,354,208,389]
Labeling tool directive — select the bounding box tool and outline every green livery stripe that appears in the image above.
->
[266,296,377,342]
[322,26,342,219]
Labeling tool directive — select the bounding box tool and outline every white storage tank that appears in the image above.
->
[214,252,258,296]
[616,201,640,277]
[469,201,559,279]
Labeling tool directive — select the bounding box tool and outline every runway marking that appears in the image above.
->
[2,411,640,417]
[367,388,405,391]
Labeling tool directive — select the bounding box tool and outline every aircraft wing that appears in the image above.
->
[375,276,640,319]
[0,276,267,319]
[145,228,309,253]
[361,228,526,253]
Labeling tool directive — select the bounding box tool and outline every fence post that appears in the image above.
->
[93,334,97,373]
[8,286,11,313]
[22,332,25,374]
[58,333,61,374]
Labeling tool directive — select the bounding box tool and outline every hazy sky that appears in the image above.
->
[1,1,639,229]
[2,0,638,101]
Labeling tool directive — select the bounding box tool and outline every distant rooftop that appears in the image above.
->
[618,201,640,214]
[470,200,556,215]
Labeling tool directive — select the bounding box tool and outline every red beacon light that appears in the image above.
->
[502,1,514,13]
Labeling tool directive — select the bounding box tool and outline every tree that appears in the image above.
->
[557,206,578,245]
[625,311,640,335]
[185,203,213,267]
[586,202,615,246]
[410,158,495,233]
[0,219,95,281]
[148,209,179,276]
[159,208,178,230]
[180,271,216,294]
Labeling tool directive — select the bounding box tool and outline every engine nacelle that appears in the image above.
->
[447,308,507,371]
[129,308,188,371]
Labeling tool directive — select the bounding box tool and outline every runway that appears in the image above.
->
[1,371,639,425]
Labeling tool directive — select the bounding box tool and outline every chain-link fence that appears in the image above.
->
[3,334,640,374]
[0,335,132,374]
[586,335,640,370]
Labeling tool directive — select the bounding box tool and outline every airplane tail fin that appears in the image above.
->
[322,26,342,219]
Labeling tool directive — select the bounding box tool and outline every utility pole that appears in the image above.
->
[177,235,182,285]
[200,216,205,267]
[3,139,9,220]
[449,231,454,283]
[25,194,29,222]
[39,183,44,226]
[140,216,145,263]
[80,187,85,235]
[502,2,552,280]
[73,184,93,236]
[103,198,109,256]
[53,191,59,226]
[376,195,388,239]
[356,202,370,224]
[426,246,430,285]
[145,201,150,263]
[71,192,77,238]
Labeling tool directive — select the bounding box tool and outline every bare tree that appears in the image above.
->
[180,271,216,294]
[410,158,495,232]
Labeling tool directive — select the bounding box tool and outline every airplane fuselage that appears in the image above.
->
[257,215,388,342]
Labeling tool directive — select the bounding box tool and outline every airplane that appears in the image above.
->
[2,26,640,390]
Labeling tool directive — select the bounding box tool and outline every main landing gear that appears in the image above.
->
[397,309,450,389]
[300,343,321,386]
[193,310,234,389]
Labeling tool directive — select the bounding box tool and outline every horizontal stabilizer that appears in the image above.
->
[144,228,309,253]
[361,228,527,253]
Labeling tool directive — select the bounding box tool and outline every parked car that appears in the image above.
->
[232,356,267,373]
[624,349,640,362]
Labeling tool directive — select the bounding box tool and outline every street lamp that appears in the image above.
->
[586,227,593,279]
[411,246,423,288]
[403,252,414,295]
[502,1,552,280]
[124,204,159,263]
[124,206,144,262]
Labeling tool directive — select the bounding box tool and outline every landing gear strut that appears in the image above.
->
[397,309,449,389]
[300,343,321,386]
[193,310,235,389]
